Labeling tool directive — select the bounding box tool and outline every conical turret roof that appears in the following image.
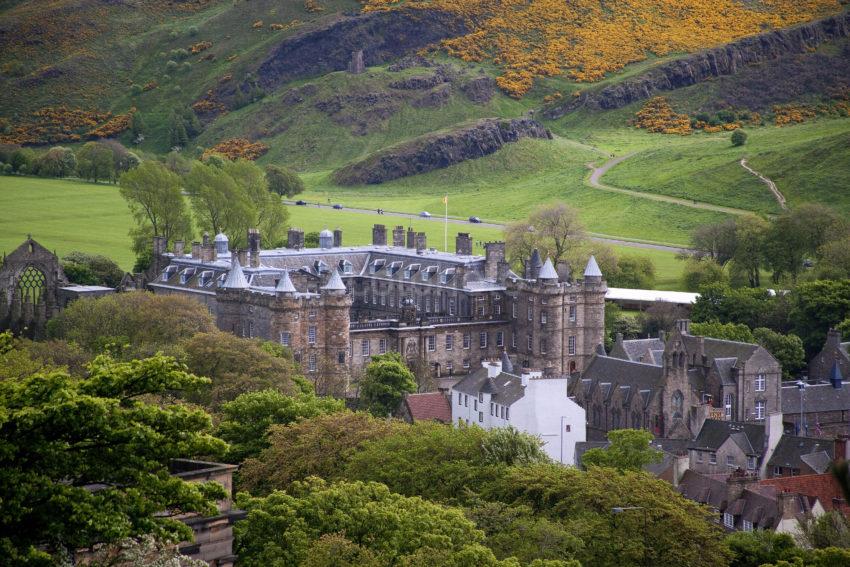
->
[500,350,514,374]
[222,256,249,289]
[275,269,296,294]
[529,248,543,268]
[322,268,346,292]
[539,257,558,280]
[584,255,602,277]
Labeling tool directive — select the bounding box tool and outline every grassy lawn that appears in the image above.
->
[0,176,686,289]
[0,176,135,270]
[300,137,731,247]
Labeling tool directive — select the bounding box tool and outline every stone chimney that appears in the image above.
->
[372,224,387,246]
[406,227,415,249]
[287,228,304,250]
[675,319,691,335]
[348,49,365,74]
[202,232,211,248]
[456,233,472,255]
[248,228,261,268]
[484,242,506,281]
[827,329,842,349]
[415,232,427,253]
[556,260,571,282]
[392,226,405,247]
[760,412,784,478]
[333,228,343,248]
[153,236,167,257]
[725,469,759,503]
[835,435,849,463]
[174,240,185,256]
[191,241,201,260]
[237,249,248,267]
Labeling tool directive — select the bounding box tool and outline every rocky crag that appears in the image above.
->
[333,118,552,185]
[545,10,850,119]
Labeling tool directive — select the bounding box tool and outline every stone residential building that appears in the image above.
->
[781,370,850,438]
[450,353,586,465]
[145,226,607,391]
[808,328,850,383]
[572,321,783,440]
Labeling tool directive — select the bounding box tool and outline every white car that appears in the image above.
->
[419,211,431,218]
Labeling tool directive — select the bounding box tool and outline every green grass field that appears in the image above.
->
[0,175,687,289]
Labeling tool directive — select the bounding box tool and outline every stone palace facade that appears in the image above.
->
[146,225,607,389]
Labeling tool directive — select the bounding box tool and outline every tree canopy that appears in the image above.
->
[359,351,417,417]
[581,429,663,472]
[0,354,227,563]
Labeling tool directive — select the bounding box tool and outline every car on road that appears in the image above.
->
[419,211,431,218]
[333,204,343,210]
[295,200,307,206]
[468,216,482,223]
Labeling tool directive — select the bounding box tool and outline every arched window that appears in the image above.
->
[672,390,684,419]
[17,266,45,305]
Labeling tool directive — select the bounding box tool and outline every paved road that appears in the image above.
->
[284,200,691,253]
[587,154,754,216]
[740,158,787,210]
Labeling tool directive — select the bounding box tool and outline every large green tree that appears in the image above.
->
[265,164,305,197]
[0,354,227,564]
[216,388,344,463]
[61,251,124,288]
[77,141,115,183]
[120,160,193,254]
[753,327,805,380]
[791,280,850,356]
[221,159,288,247]
[690,321,755,343]
[505,202,586,268]
[359,351,417,417]
[234,478,512,567]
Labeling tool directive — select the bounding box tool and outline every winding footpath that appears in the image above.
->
[586,154,754,216]
[740,158,787,210]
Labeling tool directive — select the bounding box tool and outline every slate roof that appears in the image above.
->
[767,436,833,473]
[712,357,739,385]
[580,354,664,391]
[678,470,728,510]
[782,382,850,413]
[690,420,766,456]
[221,257,249,289]
[321,268,346,291]
[538,258,558,280]
[681,335,760,363]
[613,338,665,363]
[403,392,452,424]
[452,367,526,406]
[584,255,602,277]
[275,269,297,293]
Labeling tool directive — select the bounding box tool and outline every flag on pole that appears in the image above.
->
[442,195,448,205]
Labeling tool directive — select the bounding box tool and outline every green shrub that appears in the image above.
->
[731,130,748,147]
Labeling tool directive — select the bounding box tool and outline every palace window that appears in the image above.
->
[308,326,317,345]
[280,332,291,347]
[362,340,370,357]
[755,373,766,392]
[379,339,387,354]
[308,354,317,373]
[540,338,548,354]
[338,351,345,364]
[427,336,436,352]
[463,333,471,349]
[527,335,533,352]
[541,311,548,325]
[446,335,454,351]
[449,298,457,316]
[496,332,504,347]
[527,306,533,321]
[463,359,470,369]
[480,332,488,348]
[512,334,517,349]
[569,305,576,322]
[495,303,502,316]
[568,335,576,356]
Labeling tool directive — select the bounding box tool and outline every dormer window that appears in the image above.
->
[216,273,227,287]
[370,259,385,274]
[440,268,455,284]
[161,265,178,282]
[387,261,402,276]
[422,266,438,281]
[179,267,196,285]
[198,270,214,287]
[339,260,353,275]
[314,260,329,274]
[404,263,420,280]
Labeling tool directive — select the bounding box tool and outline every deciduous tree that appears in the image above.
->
[265,164,305,197]
[77,141,115,183]
[581,429,662,472]
[359,351,416,417]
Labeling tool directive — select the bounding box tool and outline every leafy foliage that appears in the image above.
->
[359,351,417,417]
[216,388,345,463]
[265,164,305,197]
[481,426,550,467]
[0,354,227,563]
[61,251,124,287]
[690,321,755,343]
[581,429,662,472]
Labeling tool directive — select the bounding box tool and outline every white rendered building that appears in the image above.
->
[450,353,586,465]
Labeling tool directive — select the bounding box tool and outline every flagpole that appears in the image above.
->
[444,195,448,252]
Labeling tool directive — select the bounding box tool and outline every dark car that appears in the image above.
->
[333,204,343,210]
[468,216,482,223]
[295,200,307,206]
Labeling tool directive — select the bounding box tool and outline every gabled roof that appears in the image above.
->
[584,255,602,277]
[581,354,664,391]
[690,419,765,456]
[612,337,664,363]
[403,392,452,424]
[681,334,760,363]
[767,435,833,473]
[221,257,249,289]
[452,367,525,406]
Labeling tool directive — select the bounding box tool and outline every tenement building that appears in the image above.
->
[146,226,607,389]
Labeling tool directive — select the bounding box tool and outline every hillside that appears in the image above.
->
[1,0,849,255]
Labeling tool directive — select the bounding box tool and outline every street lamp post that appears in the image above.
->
[796,380,806,436]
[612,506,648,567]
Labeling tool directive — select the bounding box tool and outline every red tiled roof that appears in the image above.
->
[761,473,848,514]
[404,392,452,424]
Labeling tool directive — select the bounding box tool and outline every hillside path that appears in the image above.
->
[740,158,787,210]
[284,201,691,253]
[586,154,754,216]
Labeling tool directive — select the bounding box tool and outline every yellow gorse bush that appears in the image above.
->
[362,0,841,97]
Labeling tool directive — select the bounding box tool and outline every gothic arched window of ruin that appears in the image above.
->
[17,266,46,305]
[672,390,684,419]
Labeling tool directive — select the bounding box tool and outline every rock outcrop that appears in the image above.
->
[333,117,552,185]
[255,9,465,93]
[545,11,850,119]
